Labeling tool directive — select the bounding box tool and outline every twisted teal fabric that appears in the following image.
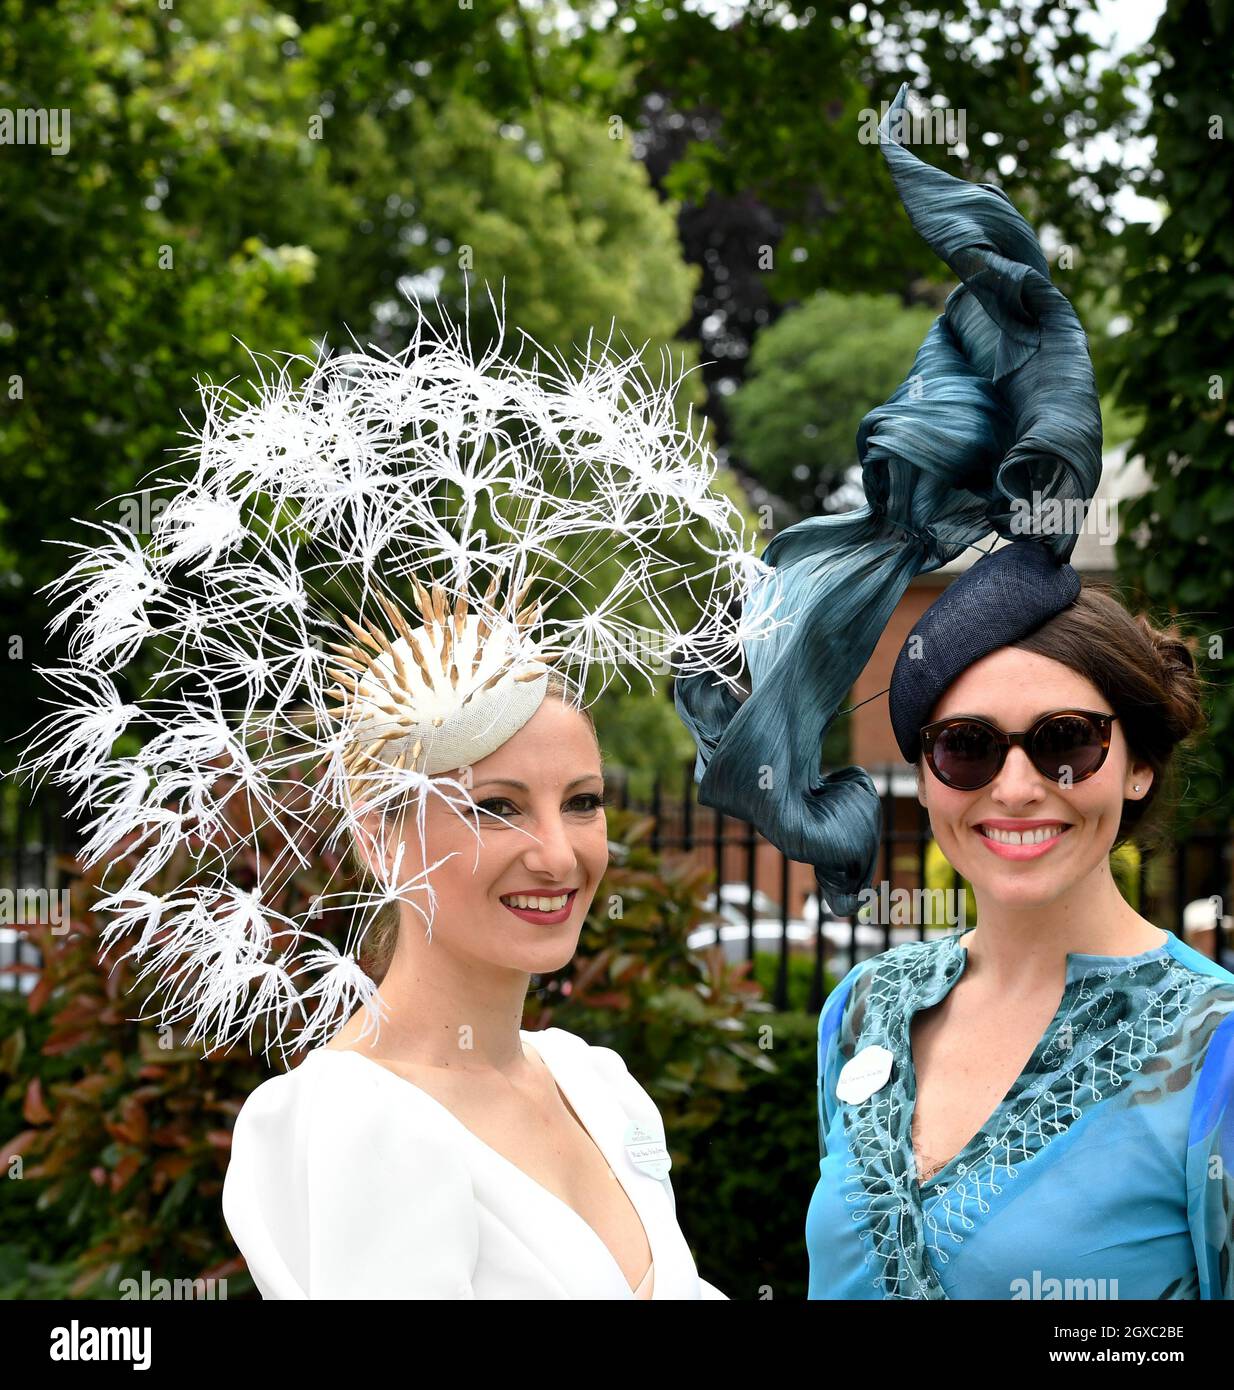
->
[673,84,1103,913]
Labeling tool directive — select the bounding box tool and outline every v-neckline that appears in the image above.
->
[313,1031,656,1297]
[904,930,1174,1195]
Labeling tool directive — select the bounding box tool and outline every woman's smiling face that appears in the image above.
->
[917,647,1153,911]
[370,696,610,976]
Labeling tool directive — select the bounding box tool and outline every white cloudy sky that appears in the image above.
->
[1073,0,1165,225]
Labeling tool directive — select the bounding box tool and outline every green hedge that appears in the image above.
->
[671,1008,819,1302]
[0,989,81,1297]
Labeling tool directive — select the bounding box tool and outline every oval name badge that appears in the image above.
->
[623,1119,672,1180]
[835,1044,894,1104]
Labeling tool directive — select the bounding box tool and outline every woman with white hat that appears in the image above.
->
[18,296,771,1297]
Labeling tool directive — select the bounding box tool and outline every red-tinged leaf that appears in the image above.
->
[148,1124,189,1148]
[579,991,631,1010]
[54,996,102,1023]
[110,1151,143,1193]
[64,1074,116,1102]
[0,1129,42,1164]
[34,1144,71,1178]
[26,974,52,1012]
[104,1118,144,1145]
[22,1077,52,1125]
[569,949,614,992]
[129,1083,169,1103]
[610,953,646,983]
[120,1096,150,1142]
[42,1030,96,1056]
[69,1265,108,1299]
[151,1153,193,1183]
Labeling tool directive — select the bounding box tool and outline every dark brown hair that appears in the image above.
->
[1005,581,1206,851]
[350,671,598,985]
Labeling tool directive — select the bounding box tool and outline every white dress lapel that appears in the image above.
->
[526,1028,698,1299]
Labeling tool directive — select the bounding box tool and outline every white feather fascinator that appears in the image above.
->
[15,289,782,1060]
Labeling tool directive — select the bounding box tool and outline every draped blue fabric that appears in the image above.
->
[673,84,1103,913]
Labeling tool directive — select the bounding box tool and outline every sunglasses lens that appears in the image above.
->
[932,722,1000,789]
[1032,714,1104,781]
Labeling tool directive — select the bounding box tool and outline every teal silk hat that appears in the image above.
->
[673,84,1102,915]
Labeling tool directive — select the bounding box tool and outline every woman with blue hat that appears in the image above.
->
[676,85,1234,1300]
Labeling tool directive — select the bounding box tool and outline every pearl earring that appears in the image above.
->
[1134,784,1141,792]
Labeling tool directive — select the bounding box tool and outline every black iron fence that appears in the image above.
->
[610,760,1234,1012]
[3,765,1231,1013]
[0,777,69,996]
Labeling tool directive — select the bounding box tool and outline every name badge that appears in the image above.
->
[836,1044,894,1104]
[623,1120,672,1180]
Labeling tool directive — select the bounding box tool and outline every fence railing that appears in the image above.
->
[0,777,68,996]
[610,760,1234,1012]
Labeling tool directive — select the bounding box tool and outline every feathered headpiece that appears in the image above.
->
[674,84,1103,913]
[15,285,783,1059]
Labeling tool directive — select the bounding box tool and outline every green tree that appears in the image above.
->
[0,0,715,776]
[727,290,937,514]
[582,0,1143,358]
[1110,0,1234,825]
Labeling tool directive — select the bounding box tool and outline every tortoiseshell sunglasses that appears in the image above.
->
[919,709,1117,791]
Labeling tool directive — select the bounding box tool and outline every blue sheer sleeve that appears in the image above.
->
[1187,1011,1234,1299]
[817,960,873,1161]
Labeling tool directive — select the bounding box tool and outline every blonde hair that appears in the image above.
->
[346,670,597,984]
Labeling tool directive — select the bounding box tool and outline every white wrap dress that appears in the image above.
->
[223,1025,727,1299]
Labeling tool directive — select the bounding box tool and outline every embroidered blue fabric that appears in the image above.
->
[806,930,1234,1299]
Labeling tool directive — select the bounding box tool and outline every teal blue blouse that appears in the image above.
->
[807,930,1234,1299]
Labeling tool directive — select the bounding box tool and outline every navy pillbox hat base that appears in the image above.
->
[888,539,1081,764]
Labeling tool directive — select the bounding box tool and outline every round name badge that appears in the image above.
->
[835,1044,894,1104]
[623,1119,672,1180]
